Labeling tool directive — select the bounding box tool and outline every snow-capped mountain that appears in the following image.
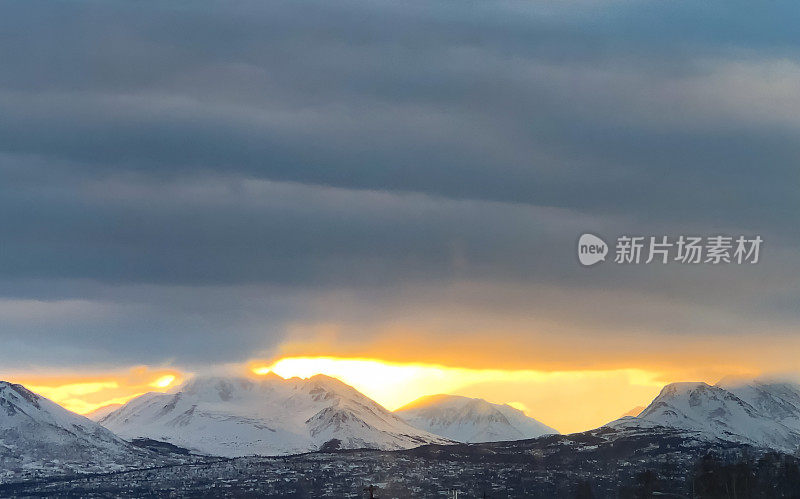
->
[0,381,154,481]
[100,374,450,457]
[395,394,558,443]
[636,381,800,452]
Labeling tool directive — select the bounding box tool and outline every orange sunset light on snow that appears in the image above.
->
[252,356,674,433]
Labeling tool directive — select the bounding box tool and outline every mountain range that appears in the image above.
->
[99,374,450,457]
[6,372,800,484]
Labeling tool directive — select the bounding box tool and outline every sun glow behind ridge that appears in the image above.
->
[152,375,176,388]
[8,358,692,432]
[252,356,669,433]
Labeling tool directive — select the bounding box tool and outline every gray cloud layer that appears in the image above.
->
[0,0,797,369]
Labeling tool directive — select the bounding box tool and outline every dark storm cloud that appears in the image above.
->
[0,0,798,367]
[2,0,799,221]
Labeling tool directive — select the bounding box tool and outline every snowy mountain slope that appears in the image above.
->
[86,403,123,422]
[0,381,157,482]
[637,381,800,452]
[395,394,558,443]
[100,374,450,457]
[718,377,800,430]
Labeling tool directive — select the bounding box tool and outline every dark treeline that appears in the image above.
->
[575,452,800,499]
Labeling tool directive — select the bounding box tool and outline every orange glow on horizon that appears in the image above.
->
[252,356,680,433]
[3,355,761,434]
[7,367,183,415]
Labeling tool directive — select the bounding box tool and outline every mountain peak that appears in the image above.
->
[305,373,356,391]
[638,379,800,451]
[256,370,284,381]
[659,381,713,394]
[177,375,256,402]
[396,394,557,443]
[0,380,42,411]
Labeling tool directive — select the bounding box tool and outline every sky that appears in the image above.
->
[1,0,799,433]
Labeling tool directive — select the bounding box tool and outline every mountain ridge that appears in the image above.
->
[634,379,800,452]
[99,374,451,457]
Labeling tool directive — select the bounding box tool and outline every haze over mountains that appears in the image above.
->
[396,394,558,443]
